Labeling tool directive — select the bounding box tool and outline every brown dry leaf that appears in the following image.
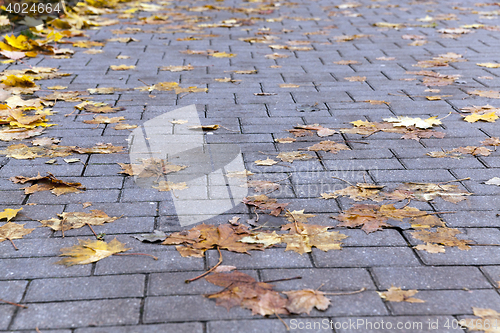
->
[0,126,44,141]
[113,123,138,130]
[265,53,289,59]
[426,95,452,100]
[463,307,500,332]
[56,238,130,266]
[83,116,125,124]
[10,172,85,196]
[0,222,34,244]
[87,87,118,95]
[414,243,446,253]
[294,124,337,137]
[243,180,280,193]
[281,222,348,254]
[321,184,385,202]
[334,60,360,65]
[285,210,316,223]
[482,137,500,147]
[163,223,264,257]
[32,137,60,146]
[239,231,282,248]
[188,124,219,130]
[39,210,120,232]
[279,83,300,88]
[452,146,492,157]
[388,182,471,203]
[383,116,441,129]
[254,158,278,166]
[283,289,331,314]
[0,208,22,222]
[364,100,389,105]
[205,271,288,316]
[345,76,366,82]
[411,227,472,250]
[378,287,425,303]
[306,141,350,153]
[152,181,188,192]
[159,65,194,72]
[400,129,446,141]
[469,90,500,99]
[118,158,187,178]
[214,77,241,84]
[277,151,315,163]
[242,195,289,216]
[76,101,124,113]
[274,137,296,144]
[227,170,254,178]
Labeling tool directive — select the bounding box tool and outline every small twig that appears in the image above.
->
[0,298,27,308]
[87,223,98,238]
[322,287,366,296]
[436,177,470,185]
[113,253,158,260]
[138,78,151,86]
[8,238,18,250]
[220,125,239,132]
[186,246,222,283]
[262,276,302,283]
[438,112,453,121]
[470,243,500,246]
[276,312,290,331]
[331,176,354,187]
[401,198,411,208]
[254,207,260,222]
[36,327,41,333]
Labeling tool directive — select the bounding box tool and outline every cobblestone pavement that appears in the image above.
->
[3,0,500,332]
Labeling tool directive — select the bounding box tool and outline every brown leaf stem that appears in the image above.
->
[262,276,302,283]
[113,253,158,260]
[87,223,98,238]
[185,246,223,284]
[322,287,366,296]
[8,238,18,250]
[0,298,27,308]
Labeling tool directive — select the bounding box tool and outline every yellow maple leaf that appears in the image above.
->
[2,75,36,87]
[464,111,499,123]
[110,65,135,70]
[476,63,500,68]
[0,208,22,222]
[4,34,35,51]
[56,238,130,266]
[211,52,236,58]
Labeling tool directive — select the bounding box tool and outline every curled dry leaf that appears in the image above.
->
[321,183,385,202]
[254,158,278,166]
[481,137,500,147]
[281,223,348,254]
[10,172,85,196]
[132,230,167,243]
[242,195,289,216]
[285,210,316,223]
[378,286,425,303]
[39,210,120,232]
[56,238,130,266]
[306,141,350,153]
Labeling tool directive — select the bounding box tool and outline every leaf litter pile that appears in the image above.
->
[0,0,499,328]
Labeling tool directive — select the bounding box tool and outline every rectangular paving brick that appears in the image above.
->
[74,323,204,333]
[312,247,420,267]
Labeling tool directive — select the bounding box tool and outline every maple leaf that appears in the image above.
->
[83,116,125,124]
[481,137,500,147]
[283,289,331,314]
[377,286,425,303]
[118,158,187,178]
[389,182,471,203]
[400,129,445,141]
[321,184,385,202]
[152,181,188,192]
[333,204,392,233]
[0,208,22,222]
[281,223,347,254]
[255,158,278,166]
[411,228,472,250]
[242,195,289,216]
[56,238,130,266]
[239,231,282,247]
[243,180,280,193]
[110,65,135,70]
[163,223,263,257]
[87,87,119,95]
[469,90,500,99]
[414,243,446,253]
[10,172,85,196]
[285,210,316,223]
[345,76,366,82]
[159,65,194,72]
[0,222,34,244]
[277,151,314,163]
[0,127,44,141]
[205,271,288,315]
[306,141,350,153]
[463,308,500,332]
[452,146,492,156]
[463,111,499,123]
[39,210,120,232]
[275,137,296,143]
[383,116,441,129]
[477,63,500,68]
[485,177,500,186]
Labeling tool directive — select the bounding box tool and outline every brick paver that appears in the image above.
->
[2,0,500,331]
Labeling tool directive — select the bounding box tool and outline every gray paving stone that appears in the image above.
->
[25,275,145,302]
[11,299,141,330]
[372,266,491,290]
[312,247,420,267]
[0,305,15,330]
[0,280,28,303]
[0,257,90,280]
[74,323,204,333]
[333,316,464,333]
[208,318,333,333]
[206,248,313,269]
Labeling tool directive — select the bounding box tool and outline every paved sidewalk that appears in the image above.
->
[2,0,500,332]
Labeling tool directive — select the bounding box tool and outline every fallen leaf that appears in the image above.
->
[243,180,280,193]
[485,177,500,186]
[110,65,135,70]
[39,210,120,232]
[281,223,347,254]
[159,65,194,72]
[188,124,219,130]
[306,141,350,153]
[469,90,500,99]
[345,76,366,82]
[279,84,300,88]
[277,151,315,163]
[113,123,137,130]
[285,210,316,223]
[414,243,446,253]
[242,195,289,216]
[477,63,500,68]
[275,137,296,143]
[255,158,278,166]
[0,222,34,244]
[10,172,85,196]
[283,289,331,314]
[383,116,441,129]
[152,181,188,191]
[321,184,385,202]
[410,228,472,250]
[378,287,425,303]
[463,111,499,123]
[0,208,22,222]
[83,116,125,124]
[132,230,167,243]
[334,60,360,65]
[56,238,130,266]
[482,137,500,146]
